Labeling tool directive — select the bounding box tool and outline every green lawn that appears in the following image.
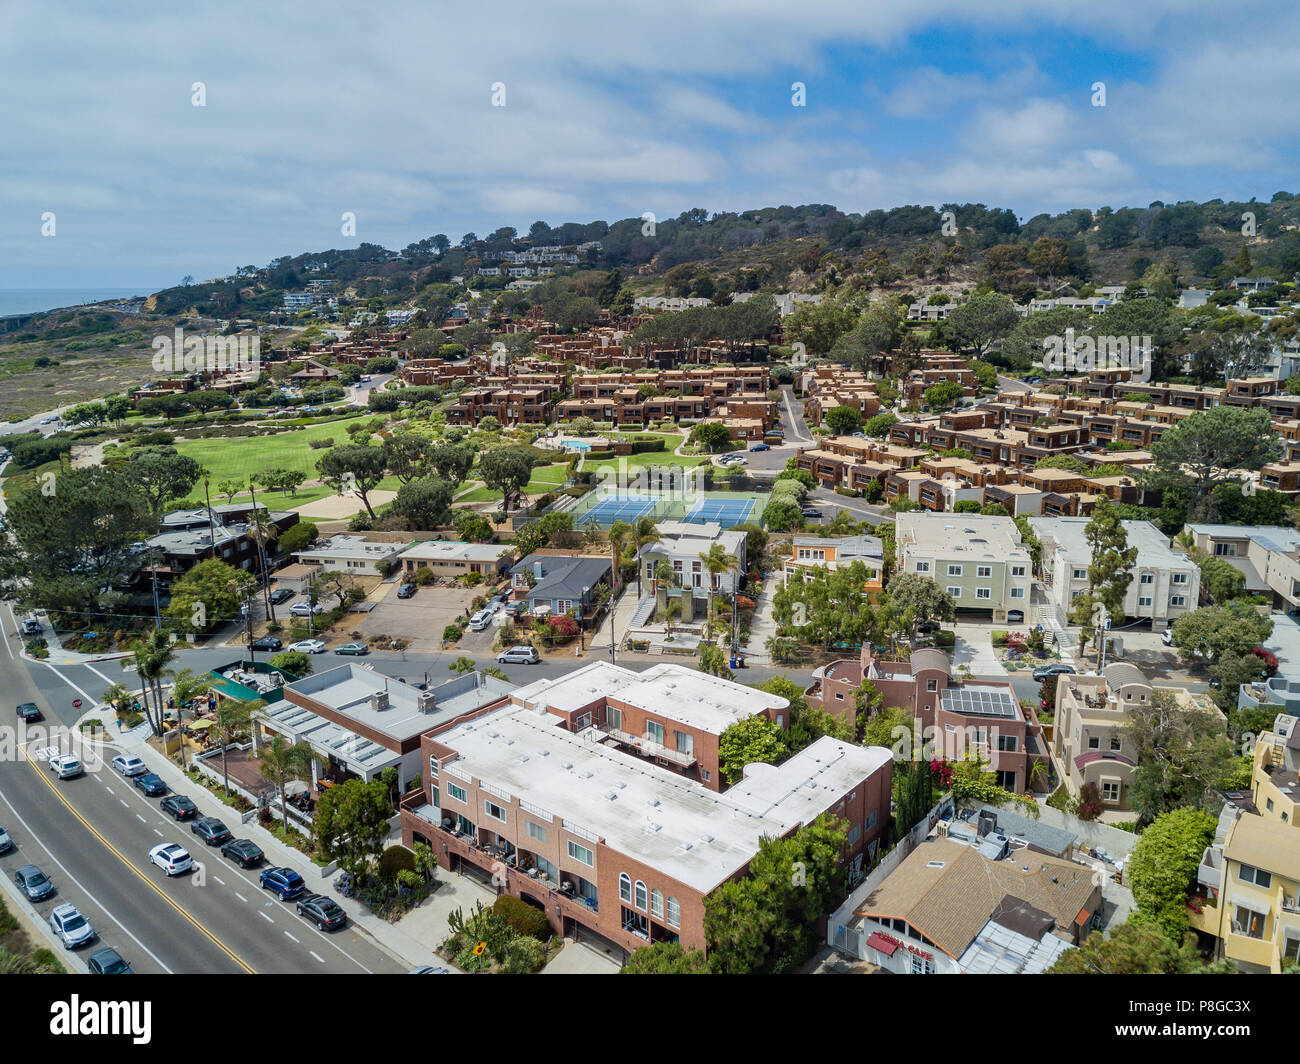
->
[170,421,364,485]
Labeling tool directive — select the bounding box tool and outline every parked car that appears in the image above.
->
[497,645,540,665]
[749,443,770,452]
[87,946,132,974]
[132,773,167,797]
[269,589,295,605]
[800,507,823,519]
[289,602,326,617]
[260,866,306,900]
[220,838,264,868]
[408,965,451,974]
[768,428,785,437]
[190,817,232,846]
[20,618,42,636]
[467,610,492,632]
[111,754,146,777]
[48,754,83,779]
[334,642,369,656]
[1031,664,1076,682]
[296,894,347,931]
[0,823,12,854]
[250,636,283,652]
[49,903,95,949]
[396,583,417,599]
[17,702,42,723]
[288,639,326,654]
[1161,628,1174,646]
[160,795,198,821]
[504,599,528,618]
[148,843,193,876]
[14,864,54,901]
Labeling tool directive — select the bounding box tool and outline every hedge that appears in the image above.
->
[492,894,552,941]
[377,845,417,880]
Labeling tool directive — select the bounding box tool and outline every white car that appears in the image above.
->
[48,754,83,779]
[288,639,326,654]
[111,754,146,777]
[497,645,540,665]
[149,843,193,876]
[1161,628,1174,646]
[467,610,492,632]
[48,903,95,949]
[289,602,326,617]
[39,415,60,425]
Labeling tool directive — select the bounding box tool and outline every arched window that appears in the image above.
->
[666,896,680,928]
[634,879,647,910]
[650,888,664,919]
[619,873,631,903]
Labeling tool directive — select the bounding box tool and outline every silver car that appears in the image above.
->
[49,903,95,949]
[0,823,12,854]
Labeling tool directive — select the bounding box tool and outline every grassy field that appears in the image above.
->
[456,463,569,504]
[169,421,360,484]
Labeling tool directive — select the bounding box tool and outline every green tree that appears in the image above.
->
[717,715,790,784]
[863,410,899,438]
[128,447,205,512]
[121,628,177,738]
[212,698,257,797]
[258,734,314,835]
[944,292,1019,358]
[1127,808,1218,941]
[699,542,740,639]
[478,447,534,512]
[391,476,453,529]
[1047,918,1205,974]
[1066,498,1138,665]
[1126,688,1236,825]
[430,443,475,489]
[883,571,957,641]
[268,650,313,677]
[697,642,734,680]
[689,421,732,453]
[316,444,389,518]
[1147,406,1282,520]
[315,777,394,880]
[163,558,256,633]
[823,405,863,435]
[923,380,965,411]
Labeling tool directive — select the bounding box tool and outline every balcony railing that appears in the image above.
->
[597,723,696,767]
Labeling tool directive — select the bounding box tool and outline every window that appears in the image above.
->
[1239,864,1273,889]
[619,873,631,902]
[1213,542,1238,557]
[666,896,681,928]
[525,820,548,844]
[1170,595,1186,607]
[947,564,963,577]
[634,880,647,910]
[650,889,663,919]
[645,721,665,746]
[865,810,877,829]
[910,954,936,974]
[947,586,962,598]
[428,757,439,781]
[1072,568,1087,580]
[1172,572,1188,584]
[997,734,1018,752]
[447,783,467,804]
[675,731,694,756]
[1233,904,1266,939]
[1109,736,1121,751]
[1011,565,1026,577]
[1138,596,1152,607]
[566,840,594,866]
[1010,586,1025,598]
[607,707,622,731]
[1087,735,1100,750]
[926,678,938,692]
[976,566,991,578]
[847,824,861,845]
[431,785,440,808]
[484,800,507,823]
[1266,798,1274,812]
[915,561,931,573]
[976,588,991,600]
[1102,780,1120,802]
[701,769,711,782]
[1140,572,1154,584]
[1286,935,1300,964]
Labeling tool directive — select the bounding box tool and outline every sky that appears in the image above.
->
[2,1,1297,289]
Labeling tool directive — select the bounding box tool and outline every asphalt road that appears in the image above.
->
[0,605,403,974]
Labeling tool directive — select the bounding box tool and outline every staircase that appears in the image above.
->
[629,596,656,628]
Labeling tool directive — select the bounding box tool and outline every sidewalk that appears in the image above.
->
[97,714,472,971]
[589,583,642,654]
[742,579,777,665]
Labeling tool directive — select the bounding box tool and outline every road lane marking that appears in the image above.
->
[120,799,129,808]
[235,892,248,903]
[213,876,225,886]
[153,829,164,838]
[104,785,114,795]
[136,814,146,823]
[310,951,324,963]
[259,910,274,923]
[16,757,255,973]
[285,931,299,943]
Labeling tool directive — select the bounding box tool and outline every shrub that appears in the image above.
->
[492,894,552,940]
[499,934,548,974]
[442,623,463,642]
[258,806,274,827]
[378,845,417,881]
[412,566,435,586]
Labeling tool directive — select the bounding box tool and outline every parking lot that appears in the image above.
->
[354,582,482,649]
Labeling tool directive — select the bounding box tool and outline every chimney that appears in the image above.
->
[370,690,390,712]
[533,560,544,580]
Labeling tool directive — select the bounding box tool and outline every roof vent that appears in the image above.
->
[926,860,946,869]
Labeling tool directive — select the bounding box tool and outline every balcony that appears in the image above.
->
[597,723,696,767]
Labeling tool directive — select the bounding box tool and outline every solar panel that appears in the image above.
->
[941,687,1018,718]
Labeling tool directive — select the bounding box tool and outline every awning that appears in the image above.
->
[189,719,215,730]
[865,931,899,957]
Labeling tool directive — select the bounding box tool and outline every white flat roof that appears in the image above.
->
[509,661,787,734]
[1030,517,1186,566]
[436,701,891,892]
[398,540,512,563]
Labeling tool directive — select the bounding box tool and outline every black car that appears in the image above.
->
[160,795,198,820]
[269,589,295,605]
[396,583,417,599]
[132,773,167,797]
[220,838,264,868]
[190,817,232,846]
[250,636,283,651]
[17,702,42,723]
[1031,664,1076,682]
[87,946,133,974]
[296,893,347,931]
[800,507,823,519]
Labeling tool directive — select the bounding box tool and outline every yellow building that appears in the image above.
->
[1251,712,1300,827]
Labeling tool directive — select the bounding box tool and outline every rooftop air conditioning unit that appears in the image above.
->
[369,691,390,712]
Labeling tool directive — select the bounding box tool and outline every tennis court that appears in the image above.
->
[683,494,766,527]
[573,494,663,526]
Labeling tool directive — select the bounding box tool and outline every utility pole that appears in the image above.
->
[247,478,275,623]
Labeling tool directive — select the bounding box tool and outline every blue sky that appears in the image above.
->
[2,1,1296,288]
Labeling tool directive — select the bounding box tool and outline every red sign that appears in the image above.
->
[874,929,933,962]
[72,699,82,708]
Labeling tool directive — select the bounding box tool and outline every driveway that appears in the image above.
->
[951,624,1006,675]
[541,939,623,974]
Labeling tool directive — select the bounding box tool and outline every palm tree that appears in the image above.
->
[166,667,214,769]
[698,543,740,639]
[245,483,280,621]
[123,629,176,738]
[257,734,313,835]
[102,682,134,728]
[213,698,259,797]
[828,509,857,536]
[632,516,661,600]
[607,520,630,592]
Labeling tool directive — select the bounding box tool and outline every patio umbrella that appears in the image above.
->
[189,719,215,730]
[284,780,310,797]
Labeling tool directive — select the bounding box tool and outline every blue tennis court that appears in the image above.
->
[684,498,755,526]
[577,495,659,525]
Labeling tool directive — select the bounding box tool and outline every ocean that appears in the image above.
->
[0,288,154,319]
